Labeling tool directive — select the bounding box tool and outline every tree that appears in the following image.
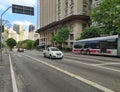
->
[91,0,120,35]
[21,39,34,50]
[77,27,101,40]
[51,28,70,48]
[6,38,17,51]
[16,41,22,48]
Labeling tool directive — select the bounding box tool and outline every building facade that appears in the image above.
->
[37,0,92,48]
[13,24,29,41]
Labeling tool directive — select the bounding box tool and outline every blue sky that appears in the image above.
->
[0,0,38,31]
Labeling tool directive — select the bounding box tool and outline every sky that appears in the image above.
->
[0,0,38,31]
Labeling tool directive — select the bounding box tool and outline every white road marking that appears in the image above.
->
[24,54,114,92]
[93,63,120,66]
[65,54,120,62]
[64,59,120,73]
[65,55,104,63]
[9,54,18,92]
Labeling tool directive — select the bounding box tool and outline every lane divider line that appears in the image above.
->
[9,54,18,92]
[65,55,104,63]
[64,59,120,73]
[24,54,114,92]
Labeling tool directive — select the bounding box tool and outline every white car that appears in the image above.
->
[43,47,63,59]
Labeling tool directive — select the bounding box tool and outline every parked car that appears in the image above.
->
[43,47,63,59]
[17,48,24,52]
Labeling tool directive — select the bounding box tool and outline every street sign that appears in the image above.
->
[12,4,34,16]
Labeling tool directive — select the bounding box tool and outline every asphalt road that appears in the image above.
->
[10,50,120,92]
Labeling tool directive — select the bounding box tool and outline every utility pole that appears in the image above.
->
[0,6,11,61]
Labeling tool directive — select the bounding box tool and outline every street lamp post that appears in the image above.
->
[0,6,11,61]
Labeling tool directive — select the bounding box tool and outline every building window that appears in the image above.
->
[58,0,61,20]
[64,42,68,45]
[70,34,74,40]
[70,0,74,14]
[82,24,87,30]
[65,0,68,16]
[83,0,89,15]
[70,42,73,47]
[69,23,74,32]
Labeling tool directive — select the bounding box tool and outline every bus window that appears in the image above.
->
[107,38,117,49]
[84,40,100,49]
[74,45,82,49]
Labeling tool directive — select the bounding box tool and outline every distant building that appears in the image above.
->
[28,31,34,40]
[13,24,27,41]
[8,28,19,42]
[29,25,35,32]
[13,24,20,34]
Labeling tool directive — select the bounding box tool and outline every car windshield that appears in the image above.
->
[50,48,60,51]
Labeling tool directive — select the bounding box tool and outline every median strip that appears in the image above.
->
[24,54,115,92]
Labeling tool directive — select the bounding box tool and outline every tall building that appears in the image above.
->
[29,25,35,32]
[13,24,26,41]
[37,0,91,48]
[13,24,20,34]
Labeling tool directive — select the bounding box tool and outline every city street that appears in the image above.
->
[1,0,120,92]
[9,50,120,92]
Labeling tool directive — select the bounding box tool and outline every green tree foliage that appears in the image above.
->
[16,40,34,50]
[21,39,34,50]
[16,41,22,48]
[6,38,17,51]
[51,35,58,43]
[51,28,70,47]
[91,0,120,35]
[77,27,101,40]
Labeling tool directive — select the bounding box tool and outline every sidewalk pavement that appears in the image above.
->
[0,52,12,92]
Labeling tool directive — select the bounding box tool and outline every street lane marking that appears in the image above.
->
[65,55,104,63]
[9,54,18,92]
[65,54,120,62]
[24,54,114,92]
[64,59,120,73]
[93,63,120,66]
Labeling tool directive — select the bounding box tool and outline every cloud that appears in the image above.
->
[13,20,33,26]
[0,0,37,10]
[0,5,6,10]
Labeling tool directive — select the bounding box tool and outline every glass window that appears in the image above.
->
[74,42,83,49]
[106,38,117,49]
[50,48,59,51]
[70,34,74,40]
[84,40,100,49]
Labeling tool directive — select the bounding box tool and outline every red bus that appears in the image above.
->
[73,35,120,57]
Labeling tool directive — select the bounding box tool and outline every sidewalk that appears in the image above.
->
[0,52,12,92]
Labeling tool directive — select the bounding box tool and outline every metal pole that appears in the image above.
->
[0,16,2,61]
[0,6,11,61]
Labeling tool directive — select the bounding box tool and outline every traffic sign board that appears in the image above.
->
[12,4,34,16]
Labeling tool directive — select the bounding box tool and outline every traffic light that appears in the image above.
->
[0,26,4,32]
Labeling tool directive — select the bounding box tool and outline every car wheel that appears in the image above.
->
[43,53,46,57]
[81,50,84,55]
[50,54,52,59]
